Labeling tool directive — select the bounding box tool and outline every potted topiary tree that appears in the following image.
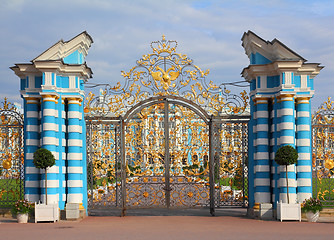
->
[275,145,301,221]
[33,148,59,223]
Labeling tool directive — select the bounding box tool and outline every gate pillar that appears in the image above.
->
[11,32,93,211]
[241,31,323,209]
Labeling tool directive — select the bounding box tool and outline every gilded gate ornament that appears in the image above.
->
[312,97,334,207]
[85,35,248,117]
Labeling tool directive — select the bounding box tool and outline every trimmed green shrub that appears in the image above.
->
[33,148,55,205]
[275,145,298,204]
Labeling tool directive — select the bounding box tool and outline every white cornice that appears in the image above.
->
[34,61,92,80]
[11,61,92,81]
[242,60,322,82]
[242,31,305,62]
[33,31,93,62]
[10,64,42,78]
[21,88,85,98]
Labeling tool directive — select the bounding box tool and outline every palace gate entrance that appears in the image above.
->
[85,36,249,215]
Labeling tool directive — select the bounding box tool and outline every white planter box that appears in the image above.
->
[35,203,59,223]
[276,201,301,222]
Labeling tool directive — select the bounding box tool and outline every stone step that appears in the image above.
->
[320,208,334,217]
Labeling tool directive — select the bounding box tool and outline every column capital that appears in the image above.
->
[67,97,83,105]
[296,97,310,105]
[41,94,59,103]
[253,97,270,105]
[24,97,40,104]
[277,94,295,103]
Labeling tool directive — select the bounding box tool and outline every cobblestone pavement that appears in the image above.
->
[0,208,333,240]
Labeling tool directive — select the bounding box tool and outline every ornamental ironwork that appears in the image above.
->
[85,35,249,117]
[0,98,24,207]
[85,36,250,215]
[312,97,334,207]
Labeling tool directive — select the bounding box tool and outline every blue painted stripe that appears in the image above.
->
[67,188,84,194]
[280,115,294,122]
[26,119,39,125]
[256,160,270,165]
[68,147,82,153]
[296,131,310,139]
[256,118,268,124]
[297,186,312,193]
[67,161,83,168]
[256,172,270,178]
[280,171,297,178]
[280,100,294,109]
[26,132,39,139]
[43,173,59,180]
[257,145,269,152]
[280,188,297,194]
[297,160,312,166]
[297,172,312,178]
[296,118,310,125]
[26,148,39,153]
[40,188,59,195]
[43,131,57,137]
[68,132,80,139]
[256,104,268,111]
[297,104,309,111]
[257,132,268,138]
[43,101,55,109]
[25,175,40,181]
[43,145,57,152]
[67,174,82,180]
[26,103,38,110]
[25,188,40,195]
[255,186,271,192]
[279,130,295,136]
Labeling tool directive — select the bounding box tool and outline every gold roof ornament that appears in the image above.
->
[85,36,248,117]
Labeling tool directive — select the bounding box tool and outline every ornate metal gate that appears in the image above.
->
[85,36,249,215]
[0,98,24,207]
[312,97,334,207]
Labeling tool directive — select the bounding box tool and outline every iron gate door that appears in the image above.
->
[123,100,211,209]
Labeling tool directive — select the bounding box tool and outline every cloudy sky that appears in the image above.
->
[1,0,334,112]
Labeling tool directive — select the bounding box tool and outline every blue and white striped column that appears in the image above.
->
[277,94,297,203]
[248,98,255,208]
[67,97,84,204]
[80,96,88,211]
[41,94,59,204]
[253,97,271,203]
[271,97,280,206]
[59,97,66,209]
[296,97,312,202]
[24,97,41,202]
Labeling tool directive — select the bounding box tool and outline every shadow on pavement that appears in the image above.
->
[89,207,248,218]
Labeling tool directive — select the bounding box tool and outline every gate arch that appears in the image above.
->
[123,95,210,124]
[85,36,249,215]
[122,96,212,211]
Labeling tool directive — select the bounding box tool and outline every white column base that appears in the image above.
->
[254,192,271,203]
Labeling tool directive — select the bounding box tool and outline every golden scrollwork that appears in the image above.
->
[85,36,249,117]
[312,97,334,206]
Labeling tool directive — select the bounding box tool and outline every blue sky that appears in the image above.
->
[1,0,334,111]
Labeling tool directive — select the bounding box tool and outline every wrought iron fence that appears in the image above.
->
[0,98,24,208]
[312,97,334,208]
